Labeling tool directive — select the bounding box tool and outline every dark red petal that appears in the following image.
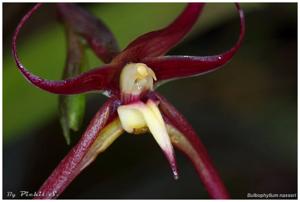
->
[56,3,120,63]
[153,92,229,199]
[113,3,204,63]
[12,4,120,95]
[142,3,245,82]
[35,98,121,199]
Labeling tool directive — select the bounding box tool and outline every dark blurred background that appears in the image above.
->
[3,3,297,199]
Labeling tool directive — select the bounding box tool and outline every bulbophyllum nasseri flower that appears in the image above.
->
[12,3,245,199]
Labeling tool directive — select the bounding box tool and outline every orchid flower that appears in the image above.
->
[12,3,245,199]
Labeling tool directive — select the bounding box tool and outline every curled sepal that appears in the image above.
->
[59,27,87,144]
[56,3,120,63]
[12,3,121,95]
[154,92,229,199]
[35,98,122,199]
[142,3,245,83]
[113,3,204,63]
[117,99,178,179]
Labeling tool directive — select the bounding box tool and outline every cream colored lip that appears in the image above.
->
[117,99,178,178]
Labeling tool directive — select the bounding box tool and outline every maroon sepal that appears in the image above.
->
[12,3,122,95]
[56,3,120,63]
[154,92,229,199]
[113,3,205,63]
[143,3,245,83]
[35,98,120,199]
